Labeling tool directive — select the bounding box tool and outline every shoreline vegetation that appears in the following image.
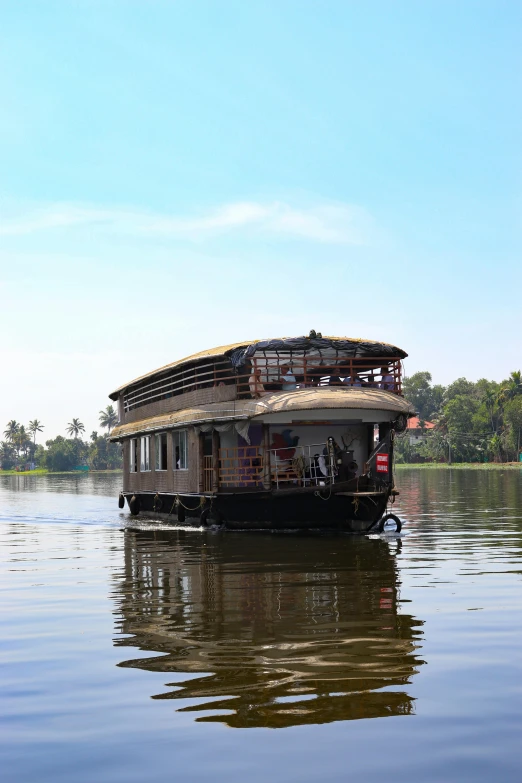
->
[0,468,123,476]
[395,462,521,470]
[1,407,122,472]
[395,370,522,464]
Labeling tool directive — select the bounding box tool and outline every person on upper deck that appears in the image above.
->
[379,366,395,391]
[278,363,297,391]
[249,367,270,398]
[344,373,362,387]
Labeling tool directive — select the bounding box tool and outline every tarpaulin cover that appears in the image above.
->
[229,337,406,368]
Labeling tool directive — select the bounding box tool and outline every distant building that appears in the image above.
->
[407,416,435,445]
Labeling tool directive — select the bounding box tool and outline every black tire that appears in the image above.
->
[118,493,125,509]
[393,414,408,433]
[129,494,140,516]
[200,507,224,526]
[177,504,186,523]
[378,513,402,533]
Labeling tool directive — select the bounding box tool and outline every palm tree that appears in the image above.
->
[99,405,118,437]
[482,389,497,432]
[504,371,522,401]
[28,419,44,450]
[16,426,31,459]
[90,431,99,443]
[4,420,19,443]
[66,418,85,439]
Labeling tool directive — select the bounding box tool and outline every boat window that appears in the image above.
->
[129,438,138,473]
[173,430,188,470]
[155,433,168,471]
[140,436,151,471]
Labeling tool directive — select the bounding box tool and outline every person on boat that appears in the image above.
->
[344,373,362,387]
[249,367,269,398]
[278,363,297,391]
[379,366,395,391]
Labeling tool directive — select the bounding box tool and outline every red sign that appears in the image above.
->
[376,453,389,472]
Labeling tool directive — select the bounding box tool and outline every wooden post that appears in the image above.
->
[198,432,205,493]
[263,424,271,490]
[212,430,220,493]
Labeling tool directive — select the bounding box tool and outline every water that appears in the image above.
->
[1,470,522,782]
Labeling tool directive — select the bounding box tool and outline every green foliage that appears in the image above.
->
[397,368,522,464]
[42,436,88,472]
[89,436,122,469]
[1,409,123,471]
[402,372,445,421]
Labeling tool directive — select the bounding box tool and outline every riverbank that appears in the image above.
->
[396,462,522,470]
[0,469,123,476]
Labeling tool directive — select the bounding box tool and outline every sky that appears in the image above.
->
[1,0,520,441]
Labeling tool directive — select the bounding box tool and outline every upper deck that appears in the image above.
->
[110,335,407,426]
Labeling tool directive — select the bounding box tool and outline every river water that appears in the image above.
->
[1,469,521,782]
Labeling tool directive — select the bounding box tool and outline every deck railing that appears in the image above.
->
[218,447,263,487]
[203,456,214,492]
[243,356,402,399]
[270,443,338,489]
[216,442,340,489]
[123,354,403,412]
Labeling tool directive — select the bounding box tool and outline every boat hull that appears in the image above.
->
[123,486,390,532]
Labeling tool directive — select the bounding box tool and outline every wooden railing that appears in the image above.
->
[123,354,403,412]
[243,356,402,399]
[218,447,263,487]
[216,442,342,489]
[203,456,213,492]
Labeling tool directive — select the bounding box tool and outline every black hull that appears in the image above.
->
[123,485,391,532]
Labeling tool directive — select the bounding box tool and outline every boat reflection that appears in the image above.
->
[112,530,425,728]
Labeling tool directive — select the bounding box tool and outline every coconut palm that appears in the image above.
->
[4,420,19,443]
[505,371,522,401]
[99,405,118,437]
[66,418,85,439]
[16,426,32,459]
[90,431,99,443]
[28,419,44,450]
[482,389,497,432]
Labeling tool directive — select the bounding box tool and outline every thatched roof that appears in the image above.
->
[109,387,415,440]
[109,335,407,399]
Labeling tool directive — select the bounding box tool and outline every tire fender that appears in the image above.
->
[378,513,402,533]
[129,494,140,516]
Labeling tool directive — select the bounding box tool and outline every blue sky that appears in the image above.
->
[1,0,520,439]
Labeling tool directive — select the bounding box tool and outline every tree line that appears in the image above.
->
[397,370,522,463]
[0,405,122,471]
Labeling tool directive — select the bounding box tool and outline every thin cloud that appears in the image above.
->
[0,200,371,244]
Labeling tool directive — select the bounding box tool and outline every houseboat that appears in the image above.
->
[108,334,415,531]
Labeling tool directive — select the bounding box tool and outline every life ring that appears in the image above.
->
[129,494,140,516]
[378,513,402,533]
[153,493,163,512]
[118,492,125,509]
